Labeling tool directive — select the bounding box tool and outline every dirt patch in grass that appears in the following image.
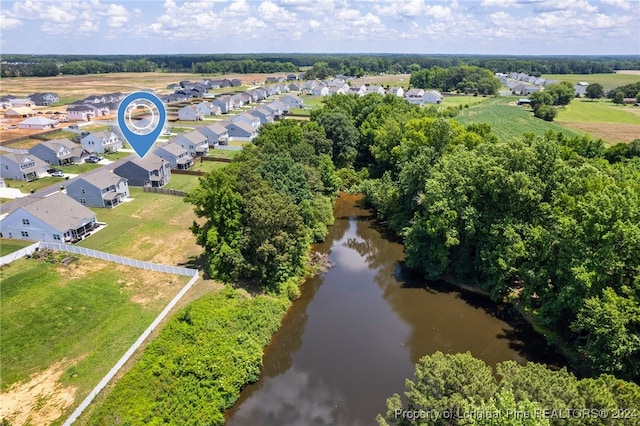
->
[0,358,80,426]
[558,121,640,144]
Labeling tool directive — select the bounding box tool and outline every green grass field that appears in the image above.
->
[557,99,640,124]
[164,162,229,192]
[0,238,33,256]
[208,148,239,159]
[542,73,640,91]
[3,176,66,194]
[454,96,581,142]
[442,95,491,108]
[0,255,188,424]
[40,130,78,140]
[78,188,200,265]
[61,162,102,174]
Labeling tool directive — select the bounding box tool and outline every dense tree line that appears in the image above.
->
[306,93,640,381]
[409,65,502,94]
[185,120,339,295]
[607,81,640,98]
[377,352,640,426]
[3,54,639,78]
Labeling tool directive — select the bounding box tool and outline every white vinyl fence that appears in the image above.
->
[40,242,196,276]
[0,242,40,266]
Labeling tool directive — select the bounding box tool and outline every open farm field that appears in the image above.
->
[542,72,640,91]
[78,188,201,265]
[555,99,640,143]
[454,96,581,142]
[351,73,411,88]
[442,95,491,108]
[0,255,188,426]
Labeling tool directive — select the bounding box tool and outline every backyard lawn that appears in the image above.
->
[0,238,33,256]
[0,255,188,425]
[78,188,201,265]
[2,176,66,194]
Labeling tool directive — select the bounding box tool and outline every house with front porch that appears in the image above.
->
[67,105,95,121]
[112,154,171,187]
[0,192,97,243]
[172,131,209,157]
[81,131,122,154]
[154,143,194,169]
[29,138,87,166]
[0,153,48,181]
[66,168,129,208]
[197,123,229,146]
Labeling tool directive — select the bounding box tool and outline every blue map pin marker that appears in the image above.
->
[117,91,166,158]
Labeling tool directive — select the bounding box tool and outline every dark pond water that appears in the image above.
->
[225,193,566,425]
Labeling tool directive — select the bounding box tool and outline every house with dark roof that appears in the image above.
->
[153,143,194,170]
[66,168,129,208]
[0,192,97,242]
[112,154,171,187]
[0,153,48,181]
[27,92,59,106]
[67,104,95,121]
[29,138,87,166]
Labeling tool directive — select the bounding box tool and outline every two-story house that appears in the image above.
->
[81,131,122,154]
[0,153,48,181]
[196,123,229,147]
[66,168,129,208]
[29,138,87,166]
[153,143,194,170]
[112,154,171,187]
[172,131,209,157]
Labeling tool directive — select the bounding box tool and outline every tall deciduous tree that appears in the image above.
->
[585,83,604,100]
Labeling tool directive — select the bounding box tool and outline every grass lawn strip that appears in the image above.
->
[78,188,201,266]
[0,238,34,256]
[0,255,189,425]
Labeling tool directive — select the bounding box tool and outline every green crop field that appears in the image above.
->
[0,238,33,256]
[78,188,201,265]
[442,95,491,108]
[0,255,188,424]
[542,73,640,91]
[454,96,581,142]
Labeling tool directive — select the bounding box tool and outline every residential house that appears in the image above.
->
[231,93,248,109]
[27,92,59,106]
[405,88,425,99]
[0,153,49,181]
[232,112,262,129]
[250,107,275,125]
[5,107,35,118]
[0,192,97,243]
[84,103,110,117]
[288,83,302,93]
[29,138,87,166]
[223,120,257,140]
[367,85,386,95]
[231,79,243,87]
[278,95,304,109]
[423,90,443,104]
[81,131,122,154]
[389,87,404,97]
[574,82,589,97]
[197,123,229,146]
[311,85,329,97]
[67,105,95,121]
[253,87,269,101]
[177,105,204,121]
[267,85,281,97]
[172,131,209,157]
[287,73,298,81]
[9,98,35,108]
[194,101,218,116]
[153,143,194,169]
[348,86,367,96]
[18,117,58,130]
[212,95,233,114]
[328,87,347,96]
[66,168,130,208]
[113,154,171,187]
[265,76,278,84]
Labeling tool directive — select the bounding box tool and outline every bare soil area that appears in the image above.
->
[616,70,640,75]
[558,121,640,143]
[0,358,79,426]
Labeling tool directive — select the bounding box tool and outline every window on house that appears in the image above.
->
[80,198,86,204]
[53,234,61,240]
[81,189,85,194]
[22,219,30,225]
[21,231,29,237]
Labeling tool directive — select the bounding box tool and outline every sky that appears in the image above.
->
[1,0,639,55]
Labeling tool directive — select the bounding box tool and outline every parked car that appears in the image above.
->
[51,170,64,177]
[85,156,103,163]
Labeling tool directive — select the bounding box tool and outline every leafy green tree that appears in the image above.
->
[545,82,574,106]
[585,83,604,100]
[313,111,360,168]
[534,104,557,121]
[613,91,625,105]
[529,91,553,111]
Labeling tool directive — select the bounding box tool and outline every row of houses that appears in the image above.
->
[65,93,126,121]
[0,92,60,108]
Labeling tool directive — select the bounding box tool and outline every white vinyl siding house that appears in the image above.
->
[81,131,122,154]
[0,153,49,181]
[66,169,129,208]
[0,192,97,243]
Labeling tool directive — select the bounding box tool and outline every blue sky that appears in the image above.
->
[1,0,639,55]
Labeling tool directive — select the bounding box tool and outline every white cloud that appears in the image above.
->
[600,0,632,10]
[0,11,22,29]
[258,0,297,22]
[222,0,251,17]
